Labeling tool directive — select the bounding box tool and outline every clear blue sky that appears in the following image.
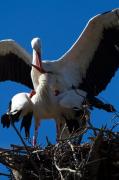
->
[0,0,119,178]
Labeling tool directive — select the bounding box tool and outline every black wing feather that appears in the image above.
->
[0,53,33,89]
[80,27,119,95]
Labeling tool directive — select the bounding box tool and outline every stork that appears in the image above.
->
[1,92,33,138]
[0,9,119,144]
[1,87,114,144]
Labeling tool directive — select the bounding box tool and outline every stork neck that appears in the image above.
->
[31,50,41,90]
[32,49,41,66]
[32,49,47,74]
[35,74,50,101]
[32,49,36,64]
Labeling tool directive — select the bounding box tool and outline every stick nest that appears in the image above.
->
[0,124,119,180]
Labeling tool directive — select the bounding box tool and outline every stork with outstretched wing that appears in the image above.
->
[0,9,119,144]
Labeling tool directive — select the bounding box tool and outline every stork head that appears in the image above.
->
[31,37,46,73]
[31,37,41,53]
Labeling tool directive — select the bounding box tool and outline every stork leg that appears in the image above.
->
[32,127,39,146]
[32,114,40,146]
[56,121,61,140]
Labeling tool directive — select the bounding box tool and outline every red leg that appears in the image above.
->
[32,117,40,146]
[32,127,38,146]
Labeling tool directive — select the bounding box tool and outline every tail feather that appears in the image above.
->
[87,95,116,112]
[62,109,90,143]
[65,110,88,133]
[1,110,22,128]
[1,114,10,128]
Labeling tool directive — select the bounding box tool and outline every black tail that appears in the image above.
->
[1,114,10,128]
[62,109,88,144]
[1,110,22,128]
[20,113,33,138]
[87,95,116,112]
[64,110,87,133]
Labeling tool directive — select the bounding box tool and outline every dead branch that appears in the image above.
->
[0,122,119,180]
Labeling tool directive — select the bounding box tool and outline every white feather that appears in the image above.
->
[59,89,87,109]
[10,92,33,117]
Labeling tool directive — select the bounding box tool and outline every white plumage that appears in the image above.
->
[59,89,87,109]
[0,9,119,143]
[1,93,33,138]
[9,93,33,117]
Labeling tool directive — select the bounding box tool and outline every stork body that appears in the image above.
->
[1,92,33,138]
[0,9,119,142]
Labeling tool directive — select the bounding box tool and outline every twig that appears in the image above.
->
[67,140,79,169]
[87,126,119,137]
[54,143,64,180]
[58,127,88,142]
[11,122,31,155]
[54,143,82,179]
[111,122,119,131]
[11,121,41,179]
[88,120,97,136]
[59,123,67,140]
[54,164,77,173]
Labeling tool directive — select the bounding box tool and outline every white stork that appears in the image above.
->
[1,92,33,138]
[0,9,119,143]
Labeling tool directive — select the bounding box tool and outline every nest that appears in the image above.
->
[0,123,119,180]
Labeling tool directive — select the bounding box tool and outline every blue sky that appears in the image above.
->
[0,0,119,178]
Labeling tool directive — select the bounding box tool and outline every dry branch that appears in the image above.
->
[0,124,119,180]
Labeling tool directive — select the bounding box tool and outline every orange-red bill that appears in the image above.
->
[32,50,46,73]
[31,64,46,73]
[36,51,41,67]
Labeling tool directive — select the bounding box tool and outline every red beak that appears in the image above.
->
[31,64,46,73]
[32,50,46,73]
[36,51,41,68]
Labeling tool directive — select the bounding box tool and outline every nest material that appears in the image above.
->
[0,126,119,180]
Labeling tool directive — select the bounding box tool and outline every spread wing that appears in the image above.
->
[46,9,119,96]
[0,39,33,89]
